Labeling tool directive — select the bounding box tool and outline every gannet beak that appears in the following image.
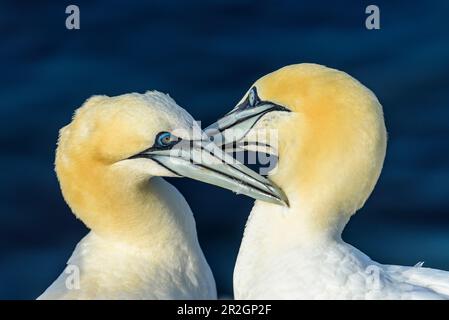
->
[130,137,288,206]
[205,89,290,148]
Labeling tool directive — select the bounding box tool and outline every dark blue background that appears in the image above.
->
[1,1,448,299]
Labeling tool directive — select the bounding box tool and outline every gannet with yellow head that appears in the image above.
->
[38,91,286,300]
[207,64,449,299]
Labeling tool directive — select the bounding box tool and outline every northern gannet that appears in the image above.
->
[207,64,449,299]
[38,91,286,300]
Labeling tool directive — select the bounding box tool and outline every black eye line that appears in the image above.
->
[127,133,182,159]
[223,96,288,118]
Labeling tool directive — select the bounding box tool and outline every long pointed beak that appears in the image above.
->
[135,138,288,206]
[205,102,290,148]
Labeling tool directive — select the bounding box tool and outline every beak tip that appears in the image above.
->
[266,184,289,207]
[279,196,290,208]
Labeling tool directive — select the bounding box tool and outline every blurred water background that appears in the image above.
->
[1,1,449,299]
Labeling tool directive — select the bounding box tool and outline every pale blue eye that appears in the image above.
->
[247,87,260,108]
[248,88,257,107]
[156,132,173,147]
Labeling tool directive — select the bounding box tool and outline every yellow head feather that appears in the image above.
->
[55,92,194,242]
[248,64,387,231]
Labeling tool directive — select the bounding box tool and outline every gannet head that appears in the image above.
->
[56,91,287,237]
[207,64,387,232]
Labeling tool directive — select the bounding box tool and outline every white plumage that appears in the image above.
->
[234,201,449,300]
[206,63,449,300]
[38,92,218,299]
[39,179,216,300]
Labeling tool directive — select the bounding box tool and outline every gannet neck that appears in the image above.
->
[56,152,197,247]
[266,144,351,238]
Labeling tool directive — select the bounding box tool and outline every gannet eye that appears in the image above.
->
[156,132,177,147]
[225,87,261,116]
[248,87,260,108]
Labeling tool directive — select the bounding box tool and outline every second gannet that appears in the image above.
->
[207,64,449,299]
[38,91,285,300]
